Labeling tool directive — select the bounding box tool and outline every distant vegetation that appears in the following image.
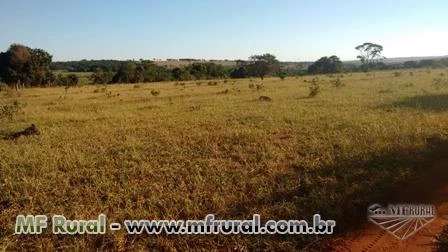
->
[307,55,343,74]
[1,43,448,88]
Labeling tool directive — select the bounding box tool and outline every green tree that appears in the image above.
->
[247,53,279,80]
[230,66,248,78]
[0,44,53,87]
[66,74,79,86]
[308,55,343,74]
[111,62,136,83]
[355,42,384,71]
[28,48,53,85]
[2,44,32,87]
[90,67,113,84]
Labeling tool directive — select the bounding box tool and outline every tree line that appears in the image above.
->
[1,43,448,88]
[0,44,286,87]
[0,44,80,88]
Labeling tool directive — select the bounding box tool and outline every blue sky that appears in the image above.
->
[1,0,447,61]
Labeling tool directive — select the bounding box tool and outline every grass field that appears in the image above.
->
[53,71,93,85]
[1,69,448,250]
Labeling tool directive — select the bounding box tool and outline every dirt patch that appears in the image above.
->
[330,157,448,251]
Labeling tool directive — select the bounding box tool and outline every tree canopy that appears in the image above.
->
[355,42,385,71]
[247,53,280,80]
[0,44,53,87]
[308,55,343,74]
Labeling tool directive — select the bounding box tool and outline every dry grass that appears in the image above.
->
[2,68,448,250]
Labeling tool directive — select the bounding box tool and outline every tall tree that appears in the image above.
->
[29,48,53,85]
[0,44,53,87]
[355,42,384,71]
[247,53,279,80]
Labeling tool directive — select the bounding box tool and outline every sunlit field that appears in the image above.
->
[1,68,448,250]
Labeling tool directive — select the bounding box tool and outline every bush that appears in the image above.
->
[309,84,321,97]
[278,72,286,80]
[217,89,229,95]
[151,89,160,96]
[331,78,345,88]
[0,83,9,92]
[66,74,79,86]
[0,101,22,121]
[309,79,321,97]
[259,96,272,101]
[432,78,448,89]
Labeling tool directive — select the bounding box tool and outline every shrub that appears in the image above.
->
[0,101,22,121]
[151,89,160,96]
[278,72,286,80]
[309,84,321,97]
[0,83,8,92]
[256,84,264,90]
[248,83,255,89]
[309,79,321,97]
[189,104,201,111]
[259,96,272,102]
[93,86,107,93]
[394,71,402,77]
[105,91,113,98]
[133,84,141,88]
[217,89,229,94]
[432,78,448,89]
[331,78,345,88]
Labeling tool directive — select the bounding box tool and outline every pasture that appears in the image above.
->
[1,68,448,250]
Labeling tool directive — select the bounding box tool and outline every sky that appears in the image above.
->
[1,0,447,62]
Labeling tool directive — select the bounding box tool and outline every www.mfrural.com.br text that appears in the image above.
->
[15,214,336,235]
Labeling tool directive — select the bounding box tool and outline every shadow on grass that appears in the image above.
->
[435,226,448,252]
[227,135,448,250]
[389,94,448,112]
